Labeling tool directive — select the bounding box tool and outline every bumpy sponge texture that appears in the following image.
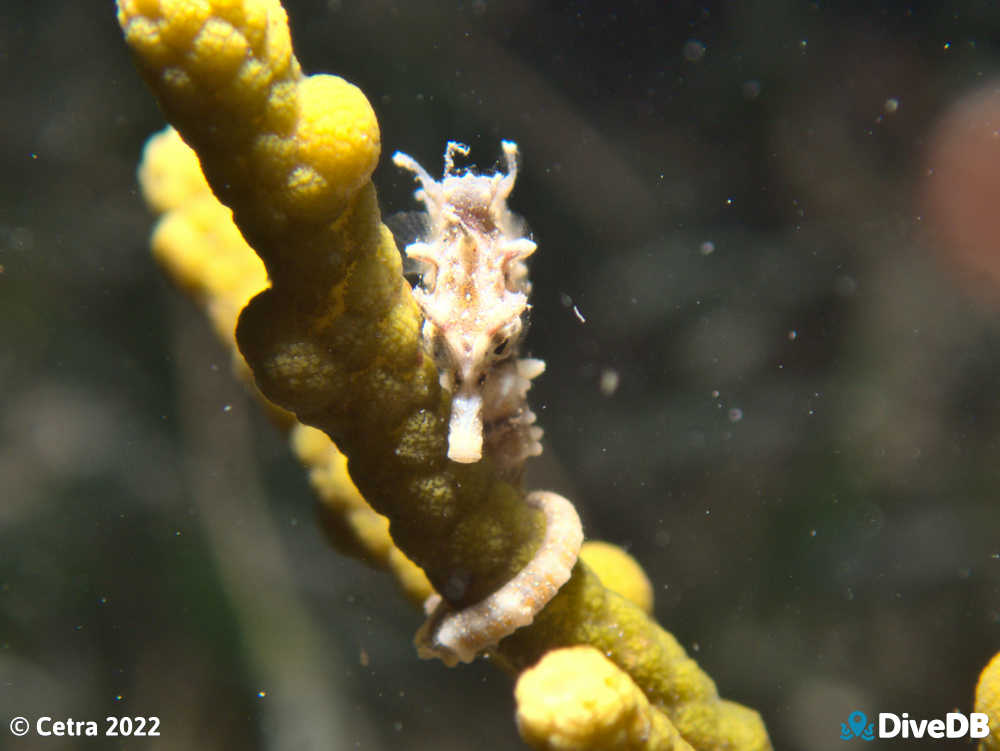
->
[976,651,1000,751]
[516,646,696,751]
[137,125,432,607]
[580,541,654,615]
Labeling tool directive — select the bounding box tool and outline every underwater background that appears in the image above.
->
[3,1,1000,749]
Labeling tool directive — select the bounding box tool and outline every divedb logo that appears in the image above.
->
[839,710,990,741]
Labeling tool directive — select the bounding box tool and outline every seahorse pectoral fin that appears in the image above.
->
[501,238,537,262]
[517,358,546,381]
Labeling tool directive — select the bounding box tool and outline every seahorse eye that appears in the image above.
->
[492,336,510,357]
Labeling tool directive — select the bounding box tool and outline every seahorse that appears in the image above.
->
[393,141,544,468]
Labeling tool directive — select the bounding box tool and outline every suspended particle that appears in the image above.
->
[683,39,706,62]
[599,368,620,396]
